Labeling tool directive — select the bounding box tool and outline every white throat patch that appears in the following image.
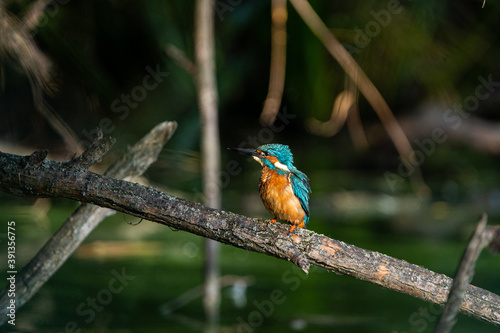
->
[274,161,290,172]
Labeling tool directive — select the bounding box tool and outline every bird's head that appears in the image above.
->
[229,143,294,172]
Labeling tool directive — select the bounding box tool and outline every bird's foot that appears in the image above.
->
[289,221,305,233]
[269,218,277,223]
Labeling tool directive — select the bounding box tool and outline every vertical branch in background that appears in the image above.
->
[259,0,288,126]
[194,0,221,325]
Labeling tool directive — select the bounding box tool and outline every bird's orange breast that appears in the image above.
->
[259,167,306,228]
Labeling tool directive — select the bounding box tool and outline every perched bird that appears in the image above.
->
[229,144,311,232]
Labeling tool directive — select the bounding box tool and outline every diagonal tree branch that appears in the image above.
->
[0,139,499,327]
[435,213,498,333]
[288,0,429,198]
[0,121,177,325]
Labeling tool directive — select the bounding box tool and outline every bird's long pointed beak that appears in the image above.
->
[228,147,260,157]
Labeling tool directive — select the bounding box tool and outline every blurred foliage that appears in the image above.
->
[1,1,499,197]
[0,5,497,146]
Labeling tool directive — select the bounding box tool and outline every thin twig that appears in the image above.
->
[1,3,83,156]
[260,0,288,126]
[0,3,52,92]
[165,44,197,76]
[22,0,52,31]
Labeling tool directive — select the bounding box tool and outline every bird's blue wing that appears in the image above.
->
[290,169,311,222]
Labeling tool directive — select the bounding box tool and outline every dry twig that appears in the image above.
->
[260,0,288,126]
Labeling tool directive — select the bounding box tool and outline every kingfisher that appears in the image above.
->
[229,144,311,233]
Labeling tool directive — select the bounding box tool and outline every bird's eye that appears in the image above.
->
[263,151,270,156]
